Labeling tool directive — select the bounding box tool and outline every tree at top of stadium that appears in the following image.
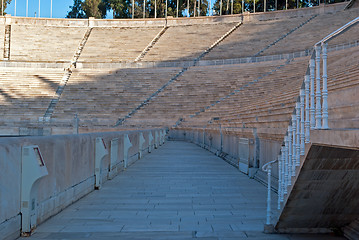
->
[1,0,12,15]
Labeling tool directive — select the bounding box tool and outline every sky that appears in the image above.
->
[5,0,115,19]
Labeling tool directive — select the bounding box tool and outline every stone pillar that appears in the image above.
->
[291,115,296,174]
[315,45,322,129]
[322,42,329,129]
[309,57,316,129]
[304,74,310,143]
[288,126,293,182]
[295,102,300,166]
[300,89,305,155]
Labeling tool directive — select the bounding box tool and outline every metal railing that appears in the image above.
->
[264,16,359,228]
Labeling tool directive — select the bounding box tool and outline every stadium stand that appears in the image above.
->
[0,67,64,121]
[51,67,181,126]
[10,25,87,62]
[78,27,163,62]
[203,7,359,60]
[141,22,239,62]
[124,60,287,127]
[0,2,359,238]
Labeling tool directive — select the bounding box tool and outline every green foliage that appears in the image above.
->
[67,0,109,18]
[0,0,12,15]
[213,0,244,15]
[109,0,132,18]
[67,0,86,18]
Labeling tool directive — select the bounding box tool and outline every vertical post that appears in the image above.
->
[26,0,28,17]
[288,126,292,184]
[165,0,167,19]
[176,0,179,17]
[219,124,223,153]
[322,42,329,129]
[304,74,310,143]
[253,0,255,13]
[198,0,201,16]
[132,0,135,19]
[194,0,196,16]
[242,0,244,13]
[295,102,301,165]
[231,0,233,14]
[291,115,296,174]
[187,0,189,17]
[310,56,315,129]
[266,164,272,225]
[315,45,322,129]
[300,89,305,155]
[281,146,286,198]
[275,0,277,10]
[284,137,289,194]
[226,0,229,14]
[144,0,146,18]
[264,0,266,12]
[278,154,282,210]
[155,0,157,18]
[50,0,52,18]
[38,0,40,17]
[1,0,3,16]
[220,0,222,15]
[285,0,287,10]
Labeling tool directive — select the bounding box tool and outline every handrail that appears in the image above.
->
[316,17,359,45]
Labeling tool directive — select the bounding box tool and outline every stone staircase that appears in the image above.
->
[42,28,93,121]
[3,25,11,60]
[253,14,318,57]
[134,26,168,62]
[115,22,243,126]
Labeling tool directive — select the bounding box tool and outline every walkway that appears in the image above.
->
[21,141,344,239]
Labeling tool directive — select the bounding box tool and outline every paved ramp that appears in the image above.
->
[22,141,343,239]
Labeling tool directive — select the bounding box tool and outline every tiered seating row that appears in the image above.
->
[202,16,309,60]
[203,8,359,60]
[79,27,163,63]
[0,68,64,122]
[142,23,238,62]
[181,47,359,138]
[263,8,359,56]
[10,25,87,62]
[124,60,286,127]
[51,67,181,124]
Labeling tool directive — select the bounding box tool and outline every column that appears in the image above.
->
[288,126,293,181]
[291,115,296,175]
[300,89,305,155]
[295,102,301,166]
[304,74,310,143]
[315,45,322,129]
[284,136,291,190]
[309,56,315,129]
[322,42,329,129]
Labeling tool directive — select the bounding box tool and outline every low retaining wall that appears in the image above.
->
[169,127,281,184]
[0,129,165,240]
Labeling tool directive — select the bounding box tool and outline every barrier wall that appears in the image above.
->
[169,127,280,182]
[0,129,165,240]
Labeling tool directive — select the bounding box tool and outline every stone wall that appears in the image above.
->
[0,129,164,240]
[169,128,281,181]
